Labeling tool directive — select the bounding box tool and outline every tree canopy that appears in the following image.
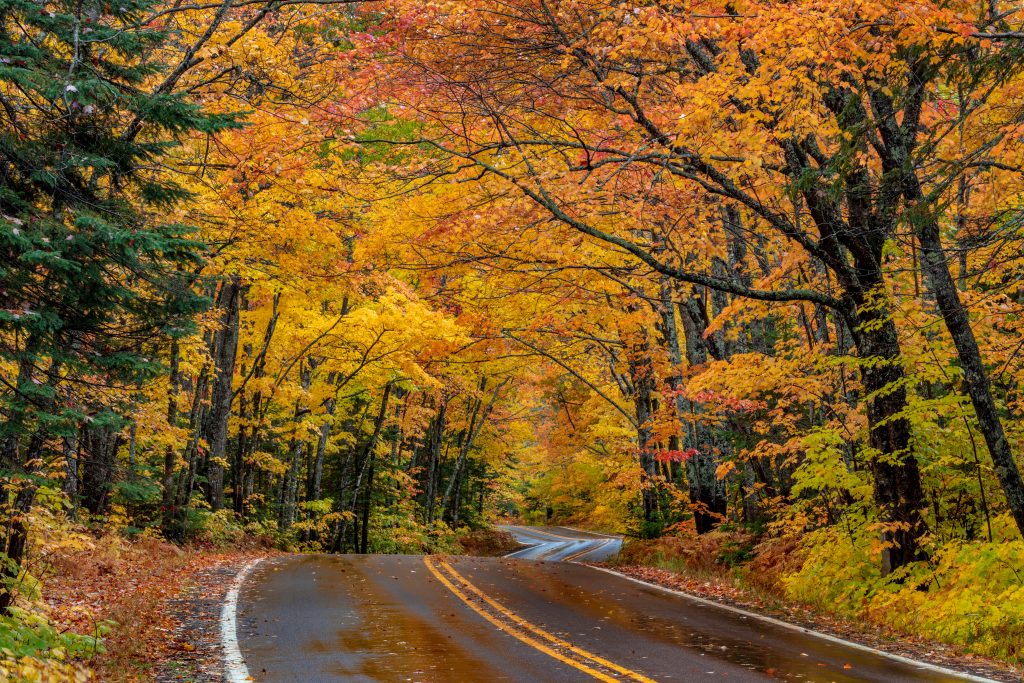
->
[5,0,1024,673]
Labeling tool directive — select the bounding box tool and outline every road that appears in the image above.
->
[500,525,622,562]
[231,526,982,682]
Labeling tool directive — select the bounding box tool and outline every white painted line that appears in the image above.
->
[221,558,262,683]
[504,542,547,558]
[507,540,567,560]
[502,526,620,562]
[585,564,998,683]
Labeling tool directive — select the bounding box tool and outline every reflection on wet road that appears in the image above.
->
[235,527,982,682]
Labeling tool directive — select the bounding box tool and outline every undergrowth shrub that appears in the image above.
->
[366,508,460,554]
[616,520,1024,663]
[786,523,1024,662]
[188,509,281,550]
[743,536,804,595]
[0,499,99,681]
[0,608,97,683]
[613,528,755,578]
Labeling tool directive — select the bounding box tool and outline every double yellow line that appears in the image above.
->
[562,539,612,562]
[423,556,655,682]
[505,527,614,562]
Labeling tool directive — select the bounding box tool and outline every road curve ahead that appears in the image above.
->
[233,550,978,682]
[500,525,622,562]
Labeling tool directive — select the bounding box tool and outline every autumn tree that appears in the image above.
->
[363,0,1024,571]
[0,0,238,610]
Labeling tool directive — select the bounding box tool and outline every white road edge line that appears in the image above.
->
[584,564,998,683]
[221,558,263,683]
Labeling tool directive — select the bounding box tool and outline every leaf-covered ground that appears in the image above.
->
[41,532,269,682]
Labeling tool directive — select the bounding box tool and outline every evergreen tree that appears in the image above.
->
[0,0,237,612]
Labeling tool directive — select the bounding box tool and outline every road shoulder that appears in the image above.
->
[155,553,268,683]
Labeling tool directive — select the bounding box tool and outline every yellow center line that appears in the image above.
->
[439,558,651,680]
[563,539,611,562]
[425,556,657,683]
[423,556,619,682]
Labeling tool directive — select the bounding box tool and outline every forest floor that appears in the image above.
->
[151,553,260,683]
[595,561,1023,683]
[42,532,271,683]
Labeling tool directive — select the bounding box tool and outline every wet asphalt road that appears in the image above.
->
[235,526,975,682]
[500,525,622,562]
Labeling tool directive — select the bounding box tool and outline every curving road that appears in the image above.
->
[229,526,988,682]
[500,525,622,562]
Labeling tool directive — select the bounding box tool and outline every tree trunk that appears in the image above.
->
[424,395,447,525]
[308,398,334,502]
[849,301,926,573]
[0,419,42,613]
[62,435,78,502]
[162,339,180,521]
[165,365,210,539]
[81,423,123,516]
[0,486,33,613]
[231,290,278,516]
[625,328,659,531]
[205,275,241,511]
[280,364,313,531]
[442,377,507,524]
[340,383,393,550]
[442,383,484,523]
[914,214,1024,538]
[0,356,36,611]
[233,392,249,514]
[788,132,927,571]
[279,438,304,531]
[669,282,728,533]
[360,454,375,553]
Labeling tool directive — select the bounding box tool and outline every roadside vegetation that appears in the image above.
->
[608,528,1024,667]
[3,0,1024,678]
